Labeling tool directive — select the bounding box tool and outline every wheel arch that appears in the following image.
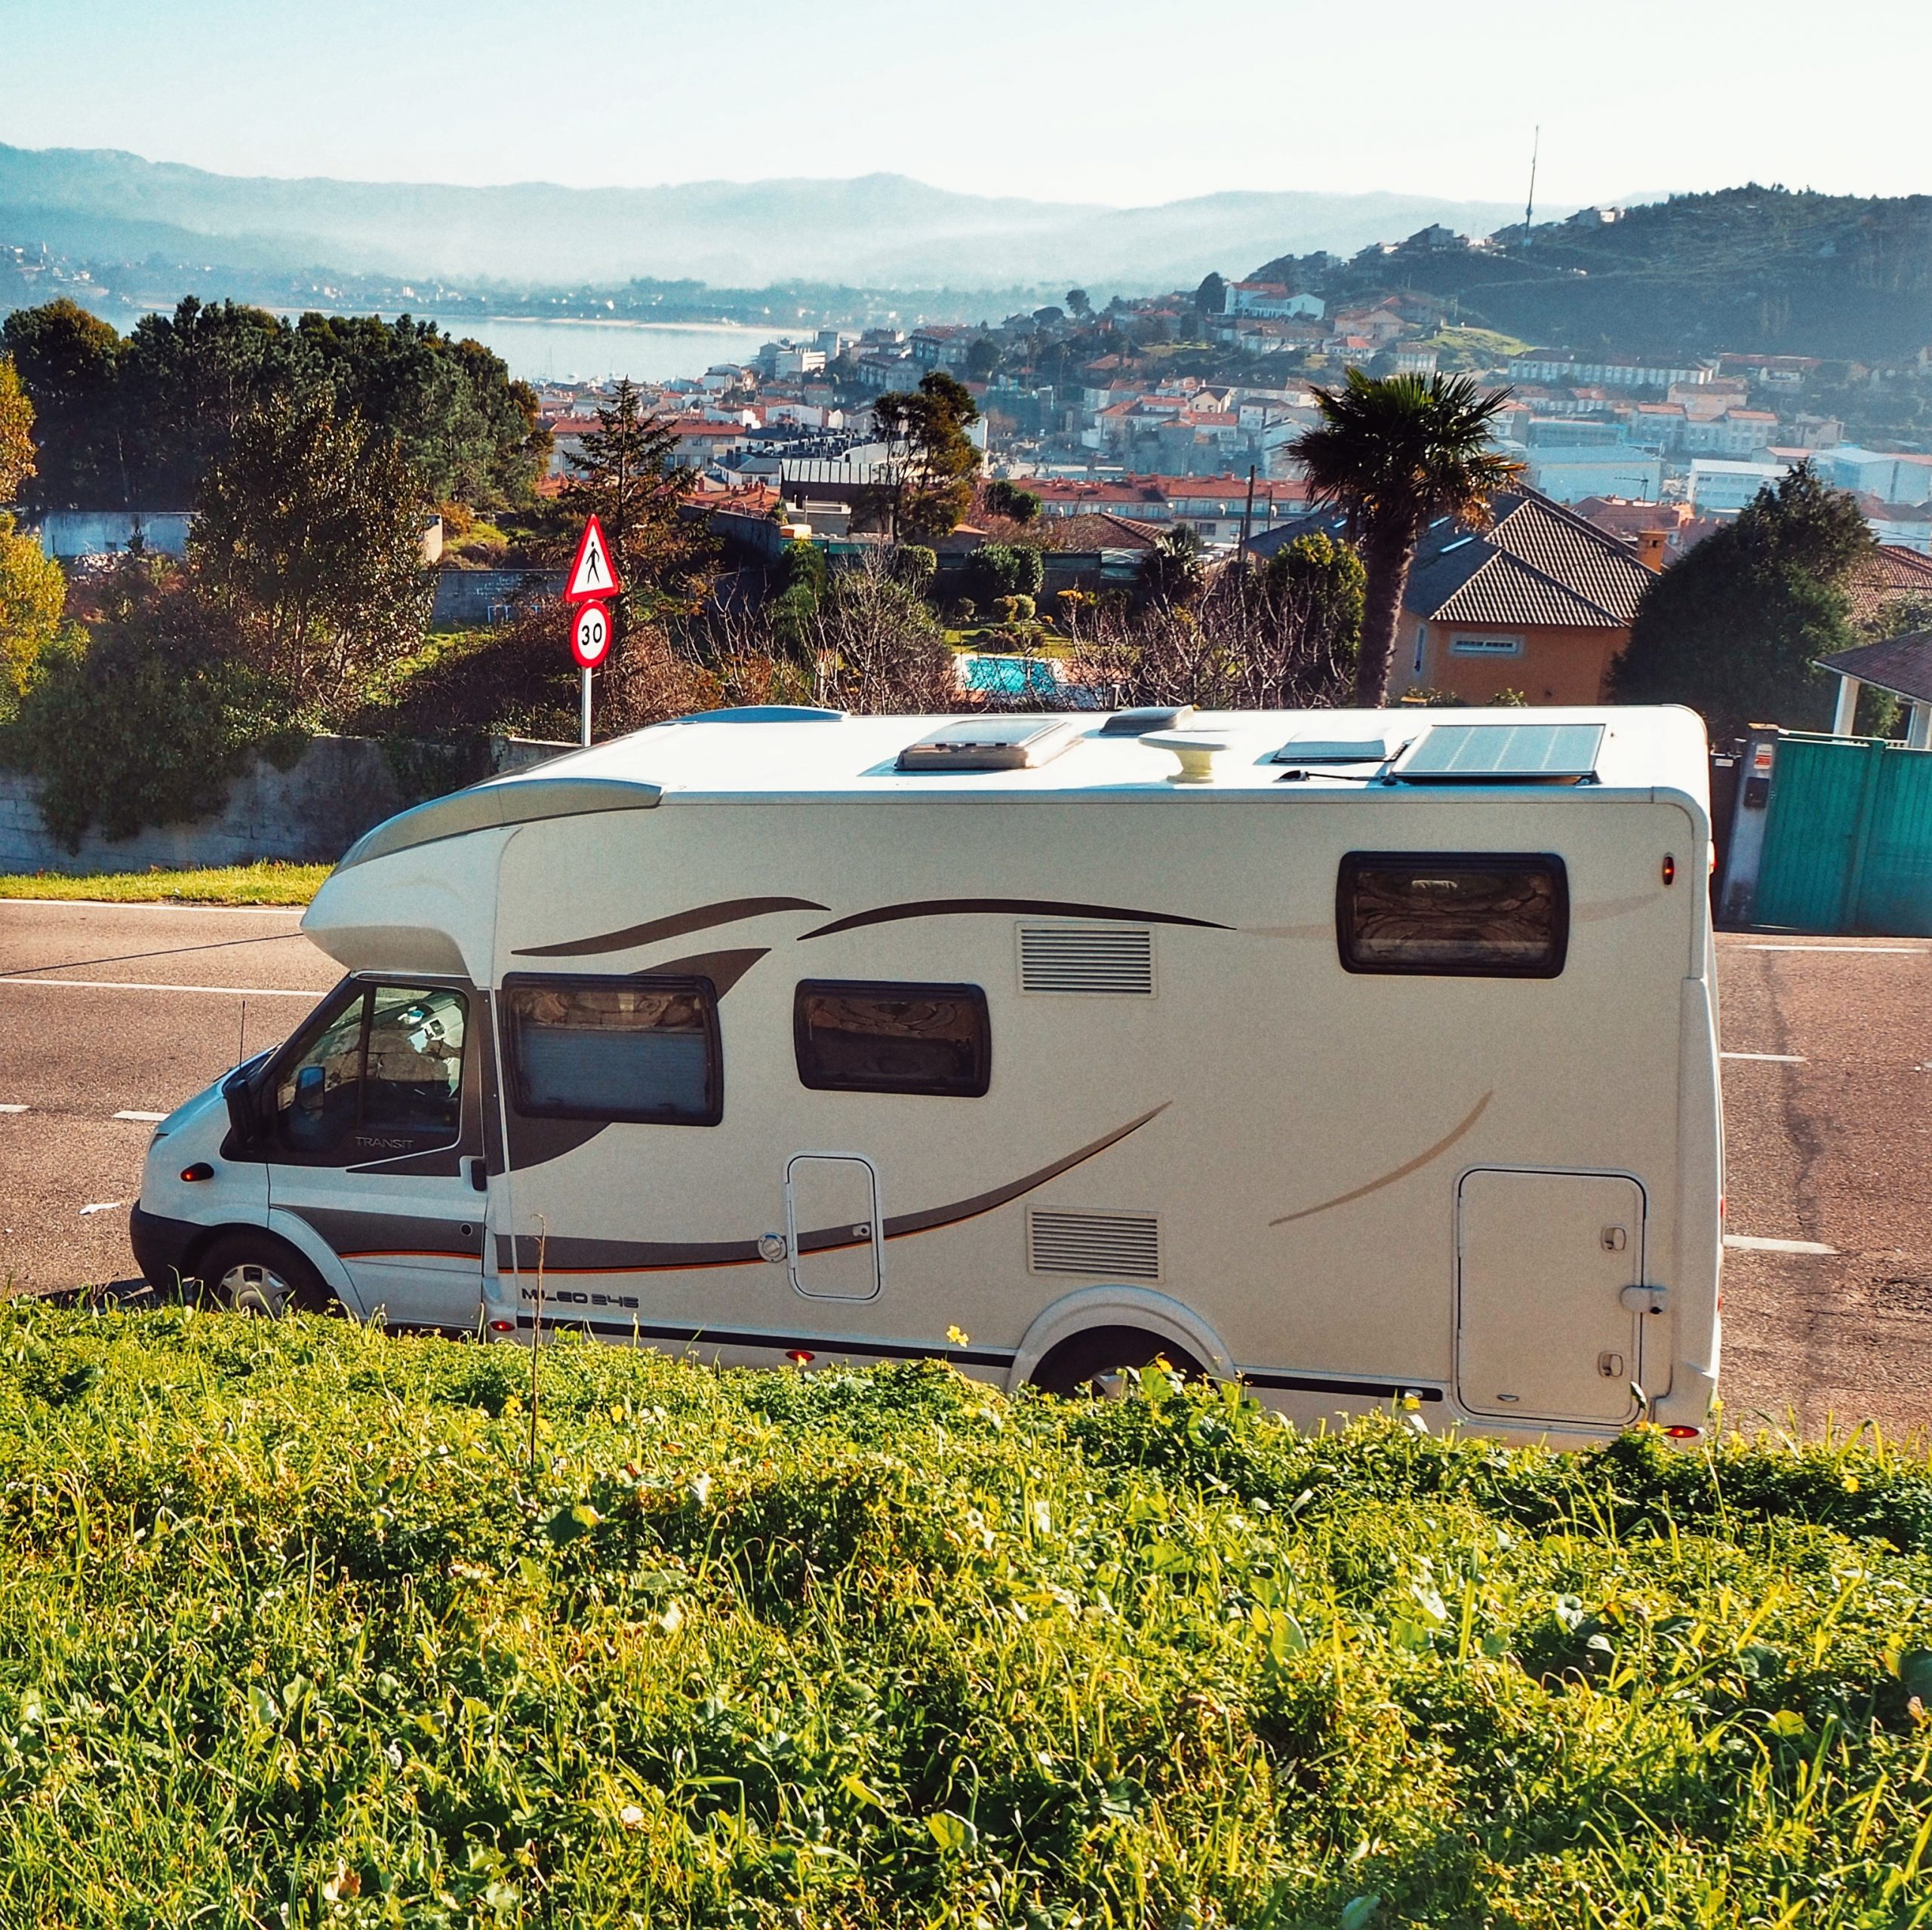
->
[1007,1285,1236,1393]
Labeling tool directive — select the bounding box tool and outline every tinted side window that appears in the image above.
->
[275,985,467,1159]
[1337,853,1568,978]
[795,981,991,1096]
[503,975,721,1126]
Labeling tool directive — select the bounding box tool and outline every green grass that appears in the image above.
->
[0,861,329,905]
[2,1308,1930,1926]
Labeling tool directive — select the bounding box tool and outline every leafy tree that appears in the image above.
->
[1,299,125,506]
[871,372,981,539]
[1259,530,1364,664]
[119,299,311,505]
[0,360,67,715]
[1194,272,1227,317]
[1066,289,1092,318]
[1032,306,1066,327]
[297,313,547,505]
[1142,527,1208,607]
[892,544,937,596]
[565,378,716,628]
[983,478,1042,525]
[1291,370,1521,705]
[963,541,1044,608]
[964,337,1000,381]
[1613,463,1875,738]
[189,392,433,720]
[0,358,34,505]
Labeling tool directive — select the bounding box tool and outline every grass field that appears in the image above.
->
[2,1308,1930,1926]
[0,861,329,905]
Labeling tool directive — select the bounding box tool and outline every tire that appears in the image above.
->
[1029,1325,1205,1399]
[191,1231,337,1320]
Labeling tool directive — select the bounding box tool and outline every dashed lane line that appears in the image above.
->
[1722,1051,1807,1062]
[0,1103,26,1114]
[112,1111,169,1123]
[1725,1234,1838,1255]
[1736,943,1927,954]
[0,976,316,997]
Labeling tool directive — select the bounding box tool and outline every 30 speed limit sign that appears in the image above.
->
[570,599,612,669]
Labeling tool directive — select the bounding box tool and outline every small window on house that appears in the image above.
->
[1337,853,1568,978]
[794,981,990,1096]
[503,975,721,1124]
[1447,635,1524,656]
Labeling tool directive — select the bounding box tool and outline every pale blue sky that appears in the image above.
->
[2,0,1927,207]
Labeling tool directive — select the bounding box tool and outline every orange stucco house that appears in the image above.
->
[1251,488,1657,705]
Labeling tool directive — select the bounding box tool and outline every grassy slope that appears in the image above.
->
[2,1310,1931,1925]
[0,862,328,905]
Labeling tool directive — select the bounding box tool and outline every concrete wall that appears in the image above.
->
[430,569,566,627]
[0,734,571,875]
[33,511,195,559]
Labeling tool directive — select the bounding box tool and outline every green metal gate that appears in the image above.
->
[1755,733,1932,935]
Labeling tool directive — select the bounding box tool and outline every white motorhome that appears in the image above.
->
[132,704,1723,1444]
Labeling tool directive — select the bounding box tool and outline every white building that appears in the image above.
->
[1687,459,1792,517]
[1527,448,1665,506]
[1816,446,1932,507]
[1226,281,1325,321]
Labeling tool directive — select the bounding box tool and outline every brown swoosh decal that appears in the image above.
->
[499,1102,1169,1274]
[644,948,769,996]
[800,899,1231,941]
[515,896,826,958]
[1269,1092,1492,1226]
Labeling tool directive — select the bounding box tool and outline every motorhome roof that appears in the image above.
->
[476,705,1704,804]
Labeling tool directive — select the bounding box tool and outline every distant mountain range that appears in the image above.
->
[0,143,1562,291]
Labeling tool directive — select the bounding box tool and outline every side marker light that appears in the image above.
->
[180,1163,214,1182]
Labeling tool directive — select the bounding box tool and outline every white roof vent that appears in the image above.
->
[897,717,1082,773]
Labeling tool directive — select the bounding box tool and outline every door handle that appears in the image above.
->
[463,1156,488,1194]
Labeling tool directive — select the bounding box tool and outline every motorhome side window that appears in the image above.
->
[503,975,721,1126]
[275,984,467,1160]
[1337,853,1569,978]
[794,982,991,1096]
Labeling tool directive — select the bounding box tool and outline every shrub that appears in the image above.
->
[962,540,1044,607]
[2,560,302,847]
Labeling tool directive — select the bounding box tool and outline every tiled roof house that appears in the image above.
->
[1252,488,1657,703]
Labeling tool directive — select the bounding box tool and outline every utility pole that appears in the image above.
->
[1239,463,1257,552]
[1523,126,1540,250]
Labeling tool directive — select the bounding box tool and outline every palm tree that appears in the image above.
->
[1291,370,1523,706]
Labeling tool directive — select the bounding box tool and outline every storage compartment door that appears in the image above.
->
[786,1154,883,1302]
[1457,1170,1644,1425]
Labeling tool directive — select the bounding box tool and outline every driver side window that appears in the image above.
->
[275,984,467,1163]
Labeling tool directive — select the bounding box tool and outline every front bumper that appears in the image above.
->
[128,1205,203,1292]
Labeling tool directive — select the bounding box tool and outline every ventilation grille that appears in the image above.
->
[1027,1209,1161,1280]
[1018,924,1155,995]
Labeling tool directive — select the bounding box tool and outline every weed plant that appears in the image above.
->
[0,1305,1927,1926]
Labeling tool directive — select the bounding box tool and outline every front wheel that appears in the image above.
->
[192,1232,335,1319]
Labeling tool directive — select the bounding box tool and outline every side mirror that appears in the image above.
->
[222,1065,261,1144]
[294,1064,326,1116]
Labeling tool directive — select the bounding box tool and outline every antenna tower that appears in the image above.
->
[1523,125,1540,249]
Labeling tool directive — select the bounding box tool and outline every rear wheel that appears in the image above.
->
[1029,1325,1204,1399]
[192,1232,335,1319]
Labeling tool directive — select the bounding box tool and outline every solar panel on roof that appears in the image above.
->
[1394,723,1604,784]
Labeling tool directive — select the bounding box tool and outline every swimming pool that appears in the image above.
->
[960,653,1063,696]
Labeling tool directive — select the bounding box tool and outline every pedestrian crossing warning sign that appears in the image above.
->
[564,515,623,601]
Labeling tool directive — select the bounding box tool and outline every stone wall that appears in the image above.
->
[0,735,572,875]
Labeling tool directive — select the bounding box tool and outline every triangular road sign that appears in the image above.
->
[564,514,623,601]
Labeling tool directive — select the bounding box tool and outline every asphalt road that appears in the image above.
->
[0,900,340,1295]
[1,906,1927,1437]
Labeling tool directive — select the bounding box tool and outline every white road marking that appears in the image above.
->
[0,899,301,916]
[112,1110,168,1122]
[1725,1234,1838,1255]
[0,976,316,997]
[78,1201,125,1216]
[0,1102,26,1113]
[1736,943,1927,953]
[1721,1051,1807,1062]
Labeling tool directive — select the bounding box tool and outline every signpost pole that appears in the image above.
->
[563,518,620,750]
[580,666,592,747]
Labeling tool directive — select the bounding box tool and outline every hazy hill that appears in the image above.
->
[0,143,1539,290]
[1256,186,1932,362]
